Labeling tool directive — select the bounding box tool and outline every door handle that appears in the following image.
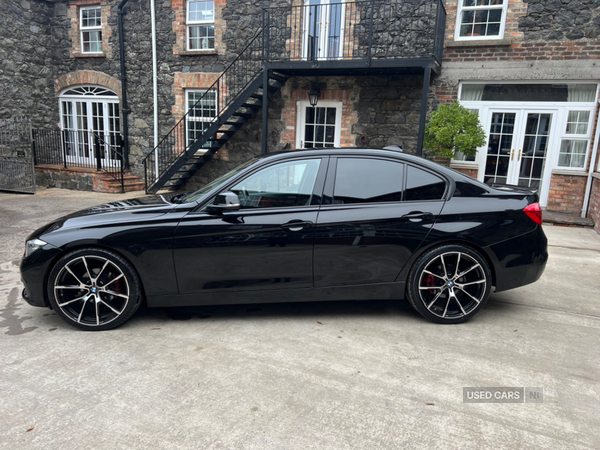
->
[281,220,313,231]
[511,149,514,161]
[401,212,433,222]
[518,149,523,161]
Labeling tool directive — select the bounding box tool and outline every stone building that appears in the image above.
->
[0,0,599,232]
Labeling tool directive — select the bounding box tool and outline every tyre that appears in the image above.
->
[47,248,142,331]
[406,245,492,324]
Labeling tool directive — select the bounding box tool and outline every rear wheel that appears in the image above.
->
[47,248,142,331]
[406,245,492,324]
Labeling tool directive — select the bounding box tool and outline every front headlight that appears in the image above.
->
[25,239,48,258]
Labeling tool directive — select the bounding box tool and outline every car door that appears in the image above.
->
[313,156,447,287]
[173,157,327,294]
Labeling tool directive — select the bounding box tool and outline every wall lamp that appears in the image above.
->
[308,88,321,107]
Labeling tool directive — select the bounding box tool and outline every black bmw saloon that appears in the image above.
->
[20,148,548,330]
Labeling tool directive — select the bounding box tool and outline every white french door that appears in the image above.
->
[479,108,559,205]
[302,0,345,60]
[60,92,121,166]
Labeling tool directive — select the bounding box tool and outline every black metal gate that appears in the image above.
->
[0,117,36,194]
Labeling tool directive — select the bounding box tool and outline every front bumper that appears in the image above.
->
[20,245,62,308]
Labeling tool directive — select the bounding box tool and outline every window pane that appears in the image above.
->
[566,110,590,135]
[333,158,404,204]
[405,166,446,201]
[230,159,321,209]
[82,7,101,28]
[188,0,214,22]
[558,139,588,168]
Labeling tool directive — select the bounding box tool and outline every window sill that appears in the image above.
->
[552,169,588,176]
[179,50,218,56]
[73,53,106,58]
[446,38,512,48]
[450,162,478,170]
[592,172,600,180]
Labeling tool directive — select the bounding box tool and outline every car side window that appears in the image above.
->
[230,159,321,209]
[405,165,446,201]
[333,158,404,204]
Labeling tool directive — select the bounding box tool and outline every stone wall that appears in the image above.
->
[519,0,600,41]
[0,0,56,126]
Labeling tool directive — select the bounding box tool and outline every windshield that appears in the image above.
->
[183,158,258,203]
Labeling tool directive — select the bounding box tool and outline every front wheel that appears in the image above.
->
[47,248,142,331]
[406,245,492,324]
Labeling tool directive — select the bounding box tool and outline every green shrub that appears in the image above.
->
[423,101,486,159]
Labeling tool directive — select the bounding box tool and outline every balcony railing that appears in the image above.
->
[263,0,446,66]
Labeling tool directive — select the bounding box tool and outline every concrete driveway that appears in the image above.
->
[1,188,599,449]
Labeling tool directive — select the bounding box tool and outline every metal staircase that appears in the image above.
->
[142,30,288,194]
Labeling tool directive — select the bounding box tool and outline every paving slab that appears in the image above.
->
[0,190,599,450]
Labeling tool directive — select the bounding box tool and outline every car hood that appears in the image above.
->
[28,194,182,240]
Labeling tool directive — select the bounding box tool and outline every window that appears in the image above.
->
[459,83,598,102]
[186,90,217,148]
[455,0,507,40]
[297,101,342,149]
[187,0,215,50]
[230,159,322,209]
[80,6,102,54]
[558,110,594,169]
[333,158,404,204]
[405,166,446,201]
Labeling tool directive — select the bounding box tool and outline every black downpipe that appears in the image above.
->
[118,0,131,169]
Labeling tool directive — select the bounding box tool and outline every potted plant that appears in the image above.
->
[423,101,486,167]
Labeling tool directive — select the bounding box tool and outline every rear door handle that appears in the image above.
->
[281,220,313,231]
[401,211,434,222]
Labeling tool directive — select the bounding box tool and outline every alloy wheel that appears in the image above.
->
[53,255,131,327]
[417,251,487,320]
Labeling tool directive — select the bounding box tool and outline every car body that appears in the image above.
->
[20,148,548,330]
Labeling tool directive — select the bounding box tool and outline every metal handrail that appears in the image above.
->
[142,29,264,169]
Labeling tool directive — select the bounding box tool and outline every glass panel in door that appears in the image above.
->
[484,112,515,185]
[304,0,344,60]
[517,113,551,188]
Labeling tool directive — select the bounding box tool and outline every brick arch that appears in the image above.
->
[54,71,121,98]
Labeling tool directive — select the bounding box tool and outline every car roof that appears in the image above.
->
[256,147,453,174]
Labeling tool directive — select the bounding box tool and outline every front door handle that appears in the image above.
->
[281,220,313,231]
[401,211,434,222]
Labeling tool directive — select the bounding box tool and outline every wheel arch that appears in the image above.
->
[400,238,498,289]
[43,242,147,308]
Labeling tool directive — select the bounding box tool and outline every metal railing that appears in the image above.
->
[263,0,445,65]
[143,0,445,192]
[32,129,125,192]
[142,30,265,190]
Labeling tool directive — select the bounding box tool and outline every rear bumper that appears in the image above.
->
[485,226,548,293]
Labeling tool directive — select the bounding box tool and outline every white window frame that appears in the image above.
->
[80,6,103,54]
[295,100,343,149]
[186,89,217,148]
[186,0,215,51]
[454,0,509,41]
[557,108,595,170]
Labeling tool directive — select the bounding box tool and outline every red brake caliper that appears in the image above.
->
[424,274,436,294]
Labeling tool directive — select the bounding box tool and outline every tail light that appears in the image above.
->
[524,202,542,225]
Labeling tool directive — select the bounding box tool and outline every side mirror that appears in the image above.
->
[206,191,241,213]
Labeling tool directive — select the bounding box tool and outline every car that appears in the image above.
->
[20,148,548,330]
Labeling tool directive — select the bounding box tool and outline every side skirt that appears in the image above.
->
[146,281,406,308]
